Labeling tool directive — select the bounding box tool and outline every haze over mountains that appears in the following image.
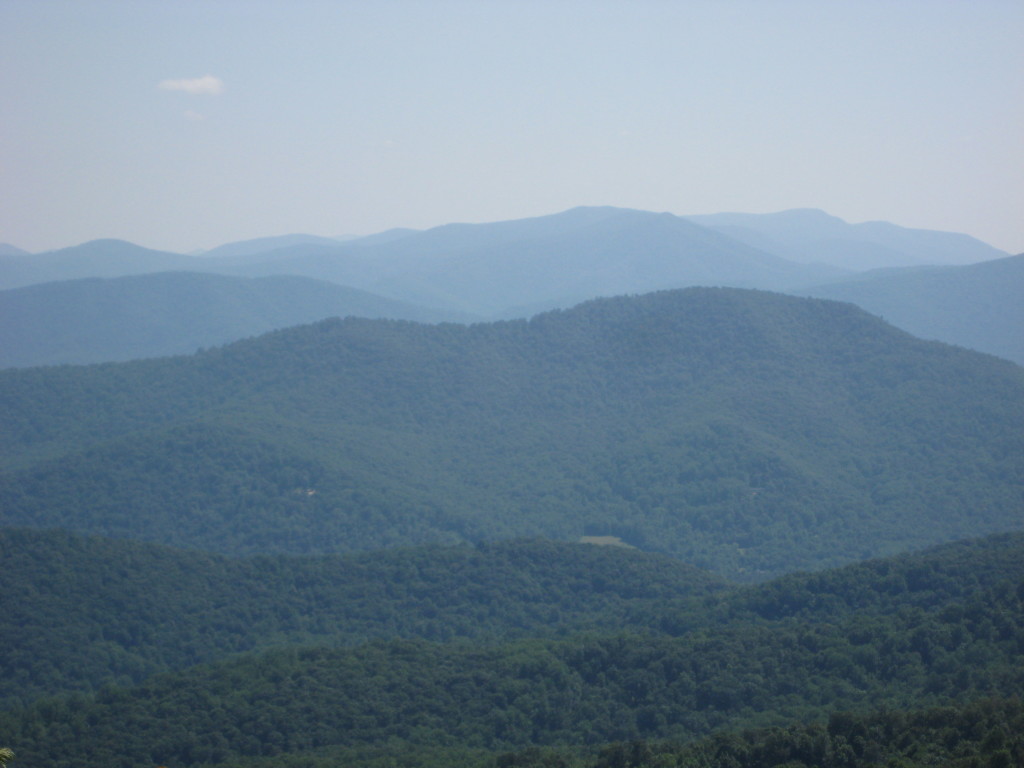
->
[1,206,1019,368]
[796,254,1024,367]
[685,208,1007,270]
[0,272,468,367]
[3,207,1024,768]
[0,243,29,258]
[197,233,355,259]
[0,238,203,289]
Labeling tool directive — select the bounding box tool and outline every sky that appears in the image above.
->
[1,0,1022,255]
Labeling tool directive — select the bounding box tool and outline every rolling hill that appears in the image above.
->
[0,529,726,707]
[1,288,1021,580]
[0,272,472,368]
[794,254,1024,366]
[2,530,1021,767]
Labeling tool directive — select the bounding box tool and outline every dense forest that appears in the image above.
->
[0,530,724,707]
[502,698,1024,768]
[1,531,1022,767]
[3,287,1023,767]
[198,698,1024,767]
[7,528,1022,710]
[2,288,1022,580]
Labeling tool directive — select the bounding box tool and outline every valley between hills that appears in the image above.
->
[1,207,1022,767]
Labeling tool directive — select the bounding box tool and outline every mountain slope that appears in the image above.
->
[1,288,1021,579]
[794,253,1024,366]
[539,698,1024,768]
[687,209,1007,270]
[3,532,1022,767]
[0,529,725,707]
[0,243,29,257]
[0,272,472,368]
[4,526,1021,709]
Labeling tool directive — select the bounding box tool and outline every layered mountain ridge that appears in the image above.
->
[2,206,1018,368]
[3,211,1023,768]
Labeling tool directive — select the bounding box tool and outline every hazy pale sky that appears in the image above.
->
[2,0,1022,254]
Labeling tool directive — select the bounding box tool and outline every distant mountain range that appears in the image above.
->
[686,208,1007,269]
[226,206,843,316]
[0,238,205,289]
[0,243,29,257]
[2,207,1018,368]
[197,233,353,259]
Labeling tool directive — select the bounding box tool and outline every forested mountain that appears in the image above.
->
[3,208,1013,365]
[794,254,1024,366]
[0,530,724,706]
[4,527,1021,709]
[512,698,1024,768]
[0,209,844,368]
[0,272,470,368]
[2,288,1021,580]
[0,208,844,313]
[3,214,1019,768]
[687,209,1007,270]
[2,531,1022,767]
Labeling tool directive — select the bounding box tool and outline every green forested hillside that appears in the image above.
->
[2,288,1022,579]
[2,532,1022,767]
[0,530,724,707]
[4,529,1022,711]
[503,698,1024,768]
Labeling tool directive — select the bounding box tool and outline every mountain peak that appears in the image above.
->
[44,238,168,257]
[0,243,30,257]
[202,233,347,260]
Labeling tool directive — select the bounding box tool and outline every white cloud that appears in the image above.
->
[184,110,205,121]
[158,75,225,95]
